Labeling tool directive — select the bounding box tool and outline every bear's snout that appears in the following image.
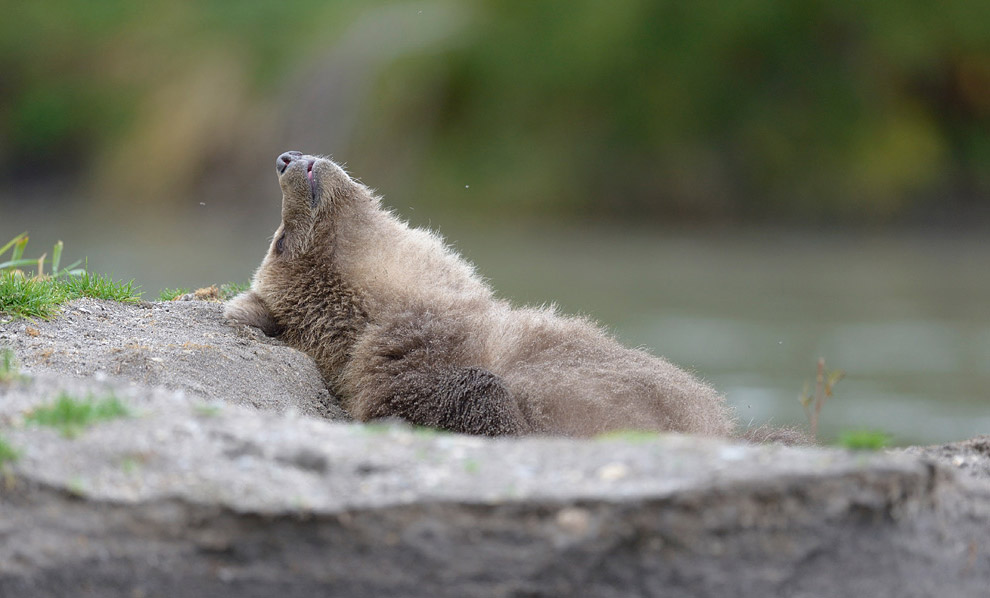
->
[276,150,304,174]
[277,151,320,202]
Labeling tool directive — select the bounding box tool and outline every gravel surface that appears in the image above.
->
[0,297,348,420]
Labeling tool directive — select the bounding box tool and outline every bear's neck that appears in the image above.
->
[272,260,369,384]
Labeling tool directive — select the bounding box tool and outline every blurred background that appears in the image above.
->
[1,0,988,444]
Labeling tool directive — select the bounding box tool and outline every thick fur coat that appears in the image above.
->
[225,151,735,437]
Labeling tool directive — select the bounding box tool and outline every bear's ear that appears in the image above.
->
[224,291,285,337]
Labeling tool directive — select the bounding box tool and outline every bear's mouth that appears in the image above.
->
[306,159,318,201]
[275,151,319,203]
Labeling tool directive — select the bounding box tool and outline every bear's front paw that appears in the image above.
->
[224,291,284,337]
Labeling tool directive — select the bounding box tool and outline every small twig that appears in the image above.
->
[36,252,47,279]
[812,357,825,438]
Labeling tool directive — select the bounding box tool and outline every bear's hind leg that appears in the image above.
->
[343,316,529,436]
[365,365,528,436]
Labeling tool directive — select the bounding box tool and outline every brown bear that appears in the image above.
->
[225,151,735,437]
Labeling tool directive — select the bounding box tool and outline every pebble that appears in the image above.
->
[597,462,630,481]
[556,507,591,535]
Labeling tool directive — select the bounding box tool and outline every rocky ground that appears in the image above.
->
[0,297,347,420]
[1,299,988,597]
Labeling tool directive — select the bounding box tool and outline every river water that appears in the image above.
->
[3,203,988,446]
[451,223,990,446]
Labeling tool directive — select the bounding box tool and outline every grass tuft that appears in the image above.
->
[1,234,142,319]
[837,429,891,451]
[158,287,191,301]
[219,282,249,301]
[0,435,19,465]
[0,271,69,319]
[59,269,141,304]
[26,392,131,438]
[157,282,246,303]
[1,348,24,383]
[411,425,452,437]
[595,429,662,443]
[192,404,222,418]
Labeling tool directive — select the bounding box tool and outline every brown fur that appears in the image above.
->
[740,424,814,446]
[225,151,736,437]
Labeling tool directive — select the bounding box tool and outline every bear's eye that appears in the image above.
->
[275,233,286,255]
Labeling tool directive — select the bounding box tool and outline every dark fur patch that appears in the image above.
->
[360,365,528,436]
[340,307,528,435]
[741,424,814,446]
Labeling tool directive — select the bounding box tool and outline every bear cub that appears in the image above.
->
[225,151,735,437]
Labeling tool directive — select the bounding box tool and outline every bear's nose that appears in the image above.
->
[276,150,304,174]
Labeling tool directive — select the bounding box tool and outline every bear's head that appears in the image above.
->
[224,151,372,337]
[267,150,367,262]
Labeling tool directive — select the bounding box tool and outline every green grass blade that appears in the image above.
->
[10,236,28,262]
[58,260,83,277]
[51,241,63,276]
[0,271,69,319]
[0,258,39,270]
[1,235,145,319]
[0,233,27,258]
[60,271,142,303]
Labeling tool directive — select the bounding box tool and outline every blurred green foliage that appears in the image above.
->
[25,392,130,438]
[390,0,990,221]
[0,0,348,163]
[837,428,892,451]
[1,0,988,222]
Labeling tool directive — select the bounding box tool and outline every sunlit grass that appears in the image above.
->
[0,233,141,319]
[60,270,141,304]
[0,272,69,319]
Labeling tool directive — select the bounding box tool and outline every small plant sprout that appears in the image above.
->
[25,392,131,438]
[799,357,844,441]
[0,348,21,384]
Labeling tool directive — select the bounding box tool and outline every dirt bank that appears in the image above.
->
[1,299,988,597]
